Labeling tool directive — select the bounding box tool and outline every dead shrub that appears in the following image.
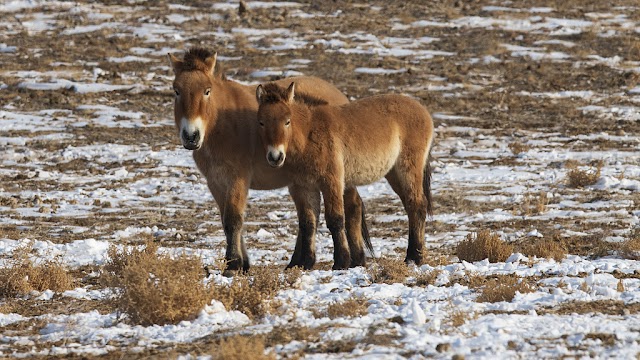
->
[211,335,275,360]
[476,275,536,303]
[456,230,513,263]
[566,160,603,188]
[212,266,298,320]
[326,296,369,319]
[103,241,213,326]
[517,239,567,262]
[508,141,530,155]
[0,244,73,298]
[368,257,410,284]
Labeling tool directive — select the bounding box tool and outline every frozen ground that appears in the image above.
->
[1,0,640,358]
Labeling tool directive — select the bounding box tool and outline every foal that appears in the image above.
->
[256,82,434,268]
[168,48,371,274]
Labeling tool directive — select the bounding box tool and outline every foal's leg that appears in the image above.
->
[288,185,321,270]
[321,179,351,270]
[221,179,250,276]
[386,164,427,265]
[344,186,366,267]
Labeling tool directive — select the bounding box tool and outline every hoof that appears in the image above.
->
[350,253,366,268]
[224,257,246,277]
[332,257,351,270]
[404,252,424,266]
[287,254,315,270]
[222,269,239,277]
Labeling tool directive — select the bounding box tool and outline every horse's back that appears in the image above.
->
[336,94,432,135]
[274,76,349,106]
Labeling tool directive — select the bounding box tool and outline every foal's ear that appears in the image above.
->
[286,82,296,104]
[204,52,217,78]
[256,84,265,104]
[167,53,182,74]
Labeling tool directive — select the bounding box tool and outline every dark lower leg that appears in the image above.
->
[344,187,365,267]
[405,200,427,265]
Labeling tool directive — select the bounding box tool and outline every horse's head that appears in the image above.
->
[255,82,296,168]
[168,48,221,151]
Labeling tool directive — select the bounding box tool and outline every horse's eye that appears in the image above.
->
[174,89,180,96]
[285,118,291,126]
[259,122,264,127]
[204,88,211,96]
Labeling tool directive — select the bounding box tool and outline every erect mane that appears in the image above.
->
[261,82,328,106]
[181,47,226,79]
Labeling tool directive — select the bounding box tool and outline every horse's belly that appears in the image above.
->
[344,137,400,186]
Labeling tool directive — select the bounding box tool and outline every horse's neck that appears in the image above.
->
[208,80,256,133]
[289,103,314,156]
[215,80,255,111]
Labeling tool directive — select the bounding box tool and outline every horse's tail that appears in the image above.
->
[424,149,434,217]
[360,196,375,258]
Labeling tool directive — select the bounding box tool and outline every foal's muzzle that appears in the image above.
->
[182,129,201,150]
[267,149,285,168]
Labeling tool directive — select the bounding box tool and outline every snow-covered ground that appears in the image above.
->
[1,0,639,358]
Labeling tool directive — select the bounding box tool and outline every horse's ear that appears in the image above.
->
[167,53,182,74]
[256,84,265,104]
[286,82,295,104]
[204,52,217,77]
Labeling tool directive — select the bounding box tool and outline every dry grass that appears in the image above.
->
[368,257,411,284]
[265,325,320,347]
[415,269,442,287]
[212,266,301,320]
[326,296,369,319]
[211,335,275,360]
[0,244,73,298]
[508,141,530,155]
[442,302,478,330]
[456,230,514,263]
[519,191,549,216]
[517,239,567,262]
[103,241,213,326]
[566,160,603,188]
[476,275,536,303]
[619,230,640,260]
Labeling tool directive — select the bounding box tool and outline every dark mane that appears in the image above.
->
[261,82,328,106]
[181,47,226,79]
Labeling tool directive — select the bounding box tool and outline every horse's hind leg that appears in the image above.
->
[344,186,366,267]
[288,185,320,270]
[386,162,427,265]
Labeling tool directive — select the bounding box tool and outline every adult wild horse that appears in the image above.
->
[168,48,371,274]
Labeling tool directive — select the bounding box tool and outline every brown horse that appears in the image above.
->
[168,48,372,274]
[256,82,434,268]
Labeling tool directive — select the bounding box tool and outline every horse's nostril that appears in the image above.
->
[183,129,200,143]
[268,151,282,163]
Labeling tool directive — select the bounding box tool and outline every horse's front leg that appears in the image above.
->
[221,178,250,276]
[321,178,351,270]
[288,185,320,270]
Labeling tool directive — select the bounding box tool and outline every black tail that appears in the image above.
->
[424,151,434,217]
[360,196,374,257]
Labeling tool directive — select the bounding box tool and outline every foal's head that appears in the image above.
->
[168,48,222,150]
[255,82,298,168]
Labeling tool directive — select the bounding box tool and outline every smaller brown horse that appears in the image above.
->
[256,82,434,269]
